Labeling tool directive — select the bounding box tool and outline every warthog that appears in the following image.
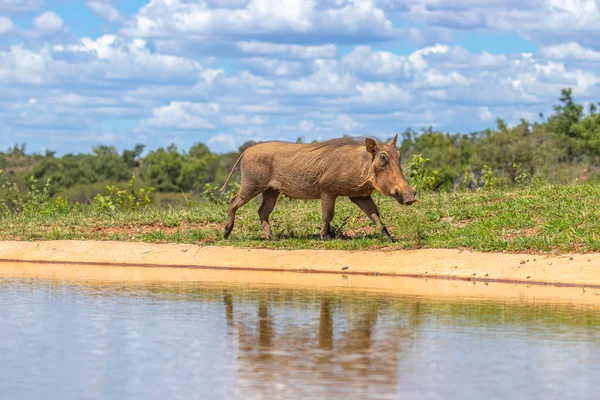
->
[219,135,417,241]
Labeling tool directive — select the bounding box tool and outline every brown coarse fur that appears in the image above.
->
[221,135,417,241]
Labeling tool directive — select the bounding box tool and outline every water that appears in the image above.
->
[1,266,600,400]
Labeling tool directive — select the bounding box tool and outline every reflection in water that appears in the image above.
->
[230,292,404,399]
[319,299,333,350]
[1,274,600,400]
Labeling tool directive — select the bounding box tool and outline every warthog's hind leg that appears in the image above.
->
[224,187,261,239]
[349,196,393,242]
[258,189,280,240]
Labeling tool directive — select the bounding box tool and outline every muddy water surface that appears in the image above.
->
[1,263,599,399]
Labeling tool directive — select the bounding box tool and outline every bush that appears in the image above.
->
[407,154,440,191]
[93,176,154,213]
[0,170,73,217]
[478,165,496,190]
[200,181,240,204]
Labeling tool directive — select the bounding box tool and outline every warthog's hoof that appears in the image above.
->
[382,228,393,242]
[320,232,333,241]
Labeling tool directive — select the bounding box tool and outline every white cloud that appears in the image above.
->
[334,114,361,132]
[0,0,44,13]
[143,101,220,130]
[479,107,493,121]
[0,16,14,34]
[241,57,306,77]
[4,0,600,154]
[286,59,355,95]
[549,0,597,17]
[236,41,337,59]
[354,82,411,104]
[417,70,468,88]
[0,45,51,84]
[52,35,206,84]
[299,119,315,132]
[121,0,398,44]
[394,0,600,47]
[541,42,600,61]
[342,44,503,88]
[208,134,237,151]
[33,11,64,34]
[86,1,122,23]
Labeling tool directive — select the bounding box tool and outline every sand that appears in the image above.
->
[0,240,599,288]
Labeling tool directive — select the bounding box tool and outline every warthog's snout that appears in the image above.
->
[404,196,417,206]
[394,187,417,206]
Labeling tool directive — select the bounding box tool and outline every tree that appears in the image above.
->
[551,88,584,137]
[177,143,221,191]
[122,144,145,168]
[139,145,184,192]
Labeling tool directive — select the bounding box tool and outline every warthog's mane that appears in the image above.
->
[307,136,380,152]
[252,136,385,151]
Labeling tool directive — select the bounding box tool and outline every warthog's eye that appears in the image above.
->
[379,153,388,164]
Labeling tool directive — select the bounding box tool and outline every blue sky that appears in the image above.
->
[1,0,600,155]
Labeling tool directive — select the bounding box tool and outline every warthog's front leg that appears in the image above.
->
[349,196,393,242]
[320,193,337,241]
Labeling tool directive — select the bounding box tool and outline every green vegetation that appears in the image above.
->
[1,88,600,253]
[1,174,599,253]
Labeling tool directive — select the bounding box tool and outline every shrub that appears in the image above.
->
[407,154,440,191]
[93,176,154,213]
[478,165,496,190]
[0,170,73,217]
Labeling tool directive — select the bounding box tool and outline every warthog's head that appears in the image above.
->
[366,134,417,206]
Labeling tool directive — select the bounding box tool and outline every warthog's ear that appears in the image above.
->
[388,134,398,147]
[365,138,378,156]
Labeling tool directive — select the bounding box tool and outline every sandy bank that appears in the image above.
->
[1,240,600,288]
[3,261,600,305]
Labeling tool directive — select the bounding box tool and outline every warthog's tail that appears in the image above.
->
[219,151,246,193]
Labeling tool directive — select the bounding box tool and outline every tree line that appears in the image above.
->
[2,88,600,203]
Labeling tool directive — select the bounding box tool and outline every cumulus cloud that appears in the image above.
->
[479,107,493,121]
[541,42,600,61]
[333,114,362,132]
[121,0,398,44]
[286,59,355,95]
[33,11,64,34]
[393,0,600,47]
[86,1,122,23]
[143,101,220,130]
[240,57,307,77]
[52,35,207,84]
[0,16,14,34]
[354,82,411,104]
[0,0,44,13]
[208,134,237,151]
[236,41,337,59]
[0,46,51,84]
[4,0,600,154]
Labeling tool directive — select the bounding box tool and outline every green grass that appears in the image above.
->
[1,183,600,254]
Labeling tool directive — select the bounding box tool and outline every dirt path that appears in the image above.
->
[1,240,600,288]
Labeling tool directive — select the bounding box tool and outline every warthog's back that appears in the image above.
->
[242,138,374,199]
